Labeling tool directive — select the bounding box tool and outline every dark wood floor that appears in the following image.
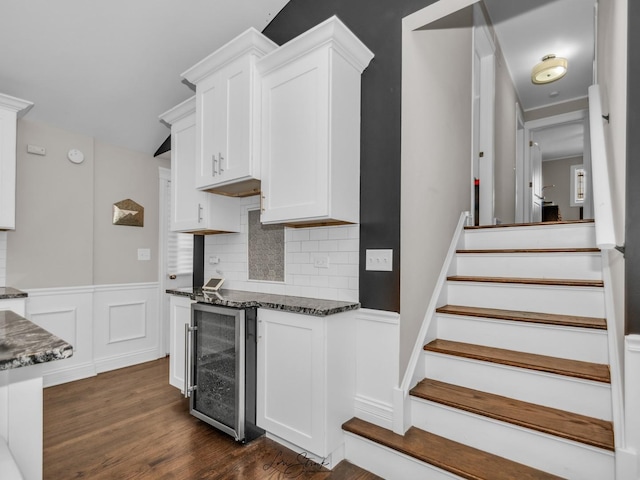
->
[43,357,380,479]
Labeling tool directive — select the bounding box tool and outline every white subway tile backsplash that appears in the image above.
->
[203,207,359,302]
[309,229,329,241]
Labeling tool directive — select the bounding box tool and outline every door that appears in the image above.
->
[530,141,543,222]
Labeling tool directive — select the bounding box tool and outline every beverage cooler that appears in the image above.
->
[185,303,263,443]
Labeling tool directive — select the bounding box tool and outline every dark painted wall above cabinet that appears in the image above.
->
[262,0,437,313]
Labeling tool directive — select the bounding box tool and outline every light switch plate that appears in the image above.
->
[137,248,151,261]
[365,249,393,271]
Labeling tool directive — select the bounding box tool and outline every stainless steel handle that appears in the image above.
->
[260,194,265,212]
[212,154,217,176]
[198,203,203,223]
[184,323,191,398]
[219,152,224,173]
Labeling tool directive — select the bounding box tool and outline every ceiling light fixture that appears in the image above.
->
[531,54,568,85]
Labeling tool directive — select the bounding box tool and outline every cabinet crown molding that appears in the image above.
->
[181,28,278,85]
[256,16,375,76]
[0,93,33,116]
[159,95,196,126]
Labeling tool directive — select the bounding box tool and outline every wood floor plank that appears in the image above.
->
[436,304,607,330]
[424,339,611,383]
[447,275,604,287]
[411,379,614,451]
[464,219,594,230]
[44,357,380,480]
[343,417,565,480]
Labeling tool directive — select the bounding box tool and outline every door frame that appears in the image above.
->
[158,167,171,357]
[522,109,589,222]
[471,6,496,225]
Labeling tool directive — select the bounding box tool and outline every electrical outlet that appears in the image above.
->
[365,249,393,271]
[313,256,330,269]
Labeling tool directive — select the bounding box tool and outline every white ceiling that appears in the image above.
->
[483,0,596,112]
[0,0,290,155]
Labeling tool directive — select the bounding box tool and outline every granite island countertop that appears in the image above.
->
[0,287,28,300]
[0,310,73,370]
[166,288,359,317]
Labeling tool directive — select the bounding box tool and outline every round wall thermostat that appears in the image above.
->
[67,148,85,164]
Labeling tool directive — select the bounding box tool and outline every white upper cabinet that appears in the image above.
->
[0,94,33,230]
[160,97,240,234]
[256,17,373,226]
[182,29,277,197]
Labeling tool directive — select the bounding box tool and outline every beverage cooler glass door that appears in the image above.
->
[188,304,245,440]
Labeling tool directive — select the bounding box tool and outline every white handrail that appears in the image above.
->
[588,84,617,249]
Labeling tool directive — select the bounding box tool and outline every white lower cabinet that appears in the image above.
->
[256,308,356,460]
[169,295,194,392]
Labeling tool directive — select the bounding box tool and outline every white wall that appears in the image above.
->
[542,156,584,221]
[7,119,170,289]
[400,7,473,379]
[204,196,359,302]
[0,232,6,286]
[8,119,95,288]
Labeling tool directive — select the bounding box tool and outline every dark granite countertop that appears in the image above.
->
[0,310,73,371]
[166,288,359,317]
[0,287,28,300]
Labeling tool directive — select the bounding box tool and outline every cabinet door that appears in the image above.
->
[171,114,209,231]
[0,107,18,230]
[259,50,330,224]
[169,296,194,392]
[196,57,253,190]
[257,309,325,455]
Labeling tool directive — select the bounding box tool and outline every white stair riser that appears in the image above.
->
[455,252,602,280]
[446,282,605,317]
[344,433,462,480]
[436,314,609,363]
[423,352,612,420]
[463,224,596,250]
[410,399,615,480]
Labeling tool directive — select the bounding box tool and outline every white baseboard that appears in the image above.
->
[615,447,638,480]
[43,363,97,388]
[94,348,162,374]
[265,431,343,470]
[354,395,394,430]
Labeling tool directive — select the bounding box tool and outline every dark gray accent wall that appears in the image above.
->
[263,0,437,313]
[627,2,640,335]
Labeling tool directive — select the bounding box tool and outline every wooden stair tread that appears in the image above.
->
[457,248,600,254]
[424,339,611,383]
[447,275,604,288]
[342,417,565,480]
[436,305,607,330]
[410,379,614,451]
[464,219,594,230]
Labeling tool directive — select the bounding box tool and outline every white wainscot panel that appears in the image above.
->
[93,283,160,374]
[23,286,95,387]
[108,302,146,344]
[354,309,400,430]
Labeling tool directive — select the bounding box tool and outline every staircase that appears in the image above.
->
[343,220,616,479]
